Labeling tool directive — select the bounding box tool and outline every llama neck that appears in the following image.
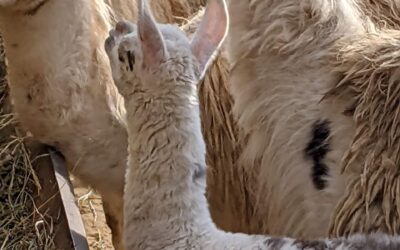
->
[0,0,110,71]
[125,84,206,197]
[0,0,125,137]
[123,83,218,247]
[0,0,127,192]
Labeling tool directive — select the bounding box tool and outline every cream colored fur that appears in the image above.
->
[225,0,380,238]
[149,0,400,237]
[3,0,399,248]
[0,1,129,248]
[182,0,400,238]
[327,29,400,236]
[0,1,223,249]
[106,1,400,248]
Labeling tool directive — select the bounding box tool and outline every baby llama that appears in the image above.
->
[105,0,400,249]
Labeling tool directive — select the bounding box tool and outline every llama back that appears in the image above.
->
[226,0,374,237]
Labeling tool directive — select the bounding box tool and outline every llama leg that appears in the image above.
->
[102,194,124,250]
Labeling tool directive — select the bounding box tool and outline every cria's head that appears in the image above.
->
[105,0,228,97]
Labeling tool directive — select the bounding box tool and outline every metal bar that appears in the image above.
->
[49,149,89,250]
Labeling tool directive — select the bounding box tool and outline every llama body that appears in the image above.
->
[0,1,214,248]
[0,1,128,248]
[105,16,216,248]
[224,0,380,237]
[326,29,400,235]
[107,1,400,249]
[3,1,398,249]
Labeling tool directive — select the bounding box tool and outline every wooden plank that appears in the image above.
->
[49,149,90,250]
[30,143,74,249]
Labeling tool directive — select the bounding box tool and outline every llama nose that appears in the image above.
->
[115,21,134,35]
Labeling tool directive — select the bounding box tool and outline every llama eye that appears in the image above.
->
[127,51,135,71]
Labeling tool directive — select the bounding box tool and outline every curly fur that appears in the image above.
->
[226,0,400,239]
[226,0,374,237]
[107,2,400,248]
[358,0,400,29]
[328,30,400,236]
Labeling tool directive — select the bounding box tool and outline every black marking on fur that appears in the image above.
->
[305,119,331,190]
[127,51,135,71]
[24,0,51,16]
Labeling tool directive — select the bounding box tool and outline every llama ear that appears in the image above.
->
[137,0,167,68]
[190,0,229,77]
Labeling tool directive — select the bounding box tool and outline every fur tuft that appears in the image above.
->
[328,30,400,236]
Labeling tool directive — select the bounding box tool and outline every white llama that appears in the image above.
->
[105,0,400,248]
[0,1,128,248]
[0,1,213,248]
[224,0,383,237]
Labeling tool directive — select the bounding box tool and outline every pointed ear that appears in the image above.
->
[137,0,168,68]
[190,0,229,77]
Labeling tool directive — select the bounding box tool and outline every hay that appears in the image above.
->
[328,31,400,236]
[0,40,55,249]
[107,0,207,25]
[152,0,207,25]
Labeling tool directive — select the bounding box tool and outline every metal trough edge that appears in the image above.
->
[49,149,90,250]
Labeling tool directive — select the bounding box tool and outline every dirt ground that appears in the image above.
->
[74,185,113,250]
